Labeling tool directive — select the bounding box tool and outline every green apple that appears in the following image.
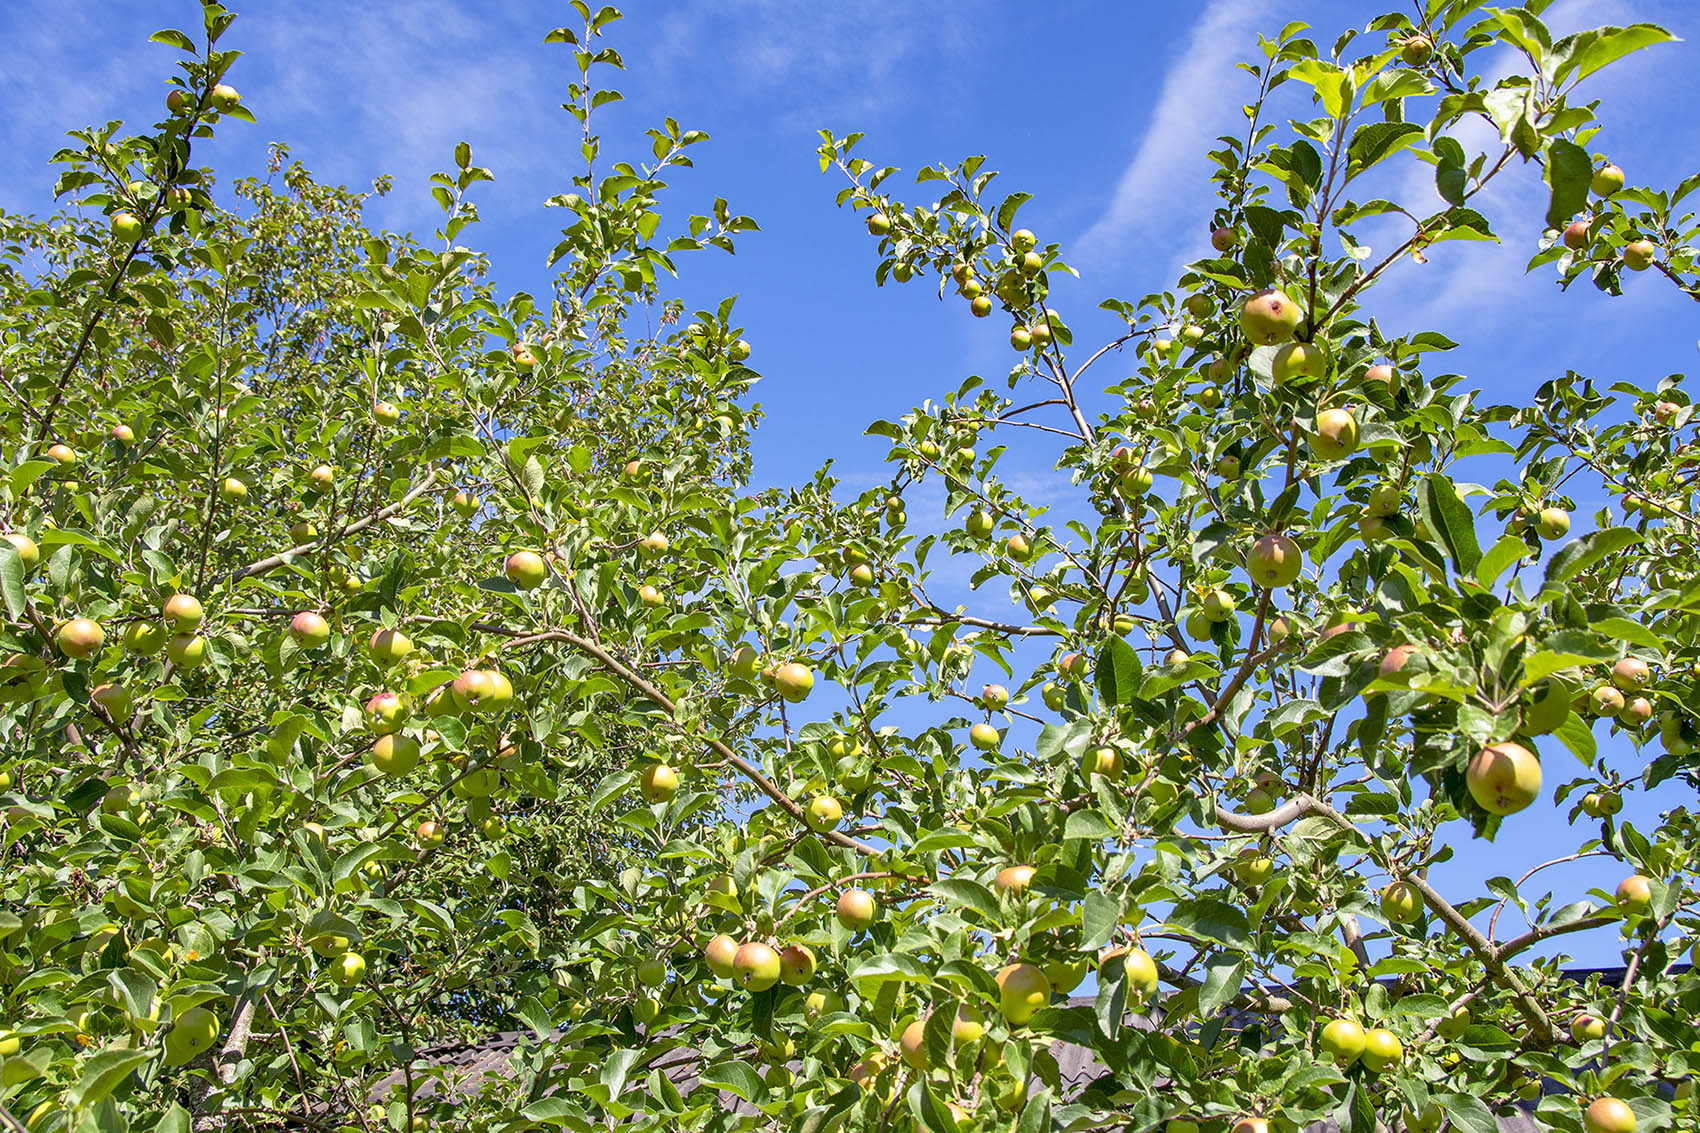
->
[162,593,204,632]
[1465,741,1542,815]
[969,723,1000,751]
[995,963,1050,1025]
[289,611,330,648]
[370,734,420,776]
[504,551,547,589]
[774,662,814,703]
[166,633,207,669]
[1319,1017,1365,1065]
[57,617,105,659]
[732,942,781,991]
[640,764,679,803]
[1238,289,1303,345]
[1246,533,1302,588]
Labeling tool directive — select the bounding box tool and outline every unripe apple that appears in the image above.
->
[806,794,843,832]
[1029,321,1052,346]
[1584,1097,1637,1133]
[732,941,781,991]
[121,621,166,655]
[836,888,877,931]
[57,617,105,659]
[1246,533,1302,588]
[1238,289,1302,346]
[1118,946,1159,1000]
[1210,226,1237,251]
[1380,880,1420,923]
[209,83,240,110]
[1563,220,1591,250]
[450,491,480,521]
[289,611,330,648]
[1592,163,1624,197]
[1615,874,1653,914]
[1010,326,1033,351]
[847,563,874,588]
[969,722,1001,752]
[1020,251,1044,275]
[1378,644,1423,687]
[1360,1027,1402,1071]
[111,212,144,242]
[637,763,677,803]
[334,951,366,986]
[639,530,669,556]
[995,963,1050,1025]
[866,211,891,236]
[959,276,984,300]
[1202,588,1236,622]
[1057,652,1089,681]
[1365,362,1396,388]
[1590,684,1626,717]
[899,1019,928,1069]
[1319,1017,1365,1065]
[1011,228,1037,253]
[779,943,816,985]
[1080,744,1123,780]
[1271,341,1324,384]
[288,520,318,544]
[1465,741,1542,815]
[1619,697,1653,727]
[1654,400,1680,425]
[90,682,133,721]
[2,533,39,572]
[166,88,193,114]
[981,684,1009,710]
[774,662,814,703]
[1580,789,1622,817]
[309,465,334,493]
[371,734,420,776]
[1624,240,1656,271]
[1005,533,1034,562]
[1312,408,1359,460]
[365,691,409,735]
[416,820,444,848]
[504,551,547,589]
[372,401,400,426]
[1233,850,1274,886]
[726,645,759,681]
[1165,648,1191,666]
[1041,681,1066,711]
[1537,507,1570,539]
[1400,34,1434,65]
[367,627,413,667]
[1120,465,1154,496]
[162,593,204,631]
[219,477,247,503]
[169,1005,220,1057]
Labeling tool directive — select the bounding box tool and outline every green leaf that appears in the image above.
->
[1197,953,1244,1017]
[107,968,158,1020]
[1094,636,1143,707]
[1544,527,1642,585]
[1555,23,1676,86]
[928,879,999,920]
[1544,138,1592,229]
[1082,890,1120,950]
[1554,713,1597,765]
[1166,897,1249,947]
[1590,616,1662,652]
[699,1059,764,1101]
[1434,1093,1499,1133]
[1064,809,1116,841]
[8,461,55,498]
[1347,122,1423,174]
[150,29,198,52]
[600,1047,642,1101]
[152,1105,190,1133]
[1474,534,1528,588]
[1016,1089,1053,1133]
[0,545,24,619]
[1419,474,1481,574]
[66,1048,152,1109]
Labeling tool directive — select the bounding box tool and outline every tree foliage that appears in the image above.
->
[1,2,1698,1132]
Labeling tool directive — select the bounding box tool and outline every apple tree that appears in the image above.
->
[1,3,1699,1133]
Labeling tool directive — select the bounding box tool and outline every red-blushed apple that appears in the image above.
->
[981,684,1009,710]
[289,611,330,648]
[1057,652,1089,681]
[970,295,992,318]
[1246,533,1303,588]
[365,691,409,736]
[1611,656,1651,691]
[416,820,444,848]
[121,621,166,655]
[57,617,105,659]
[774,662,813,703]
[899,1018,928,1070]
[1365,362,1396,388]
[732,941,781,991]
[994,864,1036,896]
[162,593,203,631]
[1465,741,1542,815]
[969,722,1000,751]
[1615,874,1653,915]
[1624,240,1656,271]
[2,533,39,572]
[504,550,547,589]
[1238,289,1303,345]
[1010,326,1033,351]
[995,963,1050,1024]
[779,944,816,985]
[836,888,877,931]
[1563,220,1591,250]
[367,627,413,667]
[1584,1097,1636,1133]
[1210,226,1237,251]
[866,211,891,236]
[1619,697,1653,727]
[166,88,192,114]
[1571,1013,1607,1042]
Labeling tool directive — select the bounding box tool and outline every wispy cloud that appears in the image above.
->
[1074,0,1263,268]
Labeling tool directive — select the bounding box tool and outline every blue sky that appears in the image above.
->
[4,0,1699,968]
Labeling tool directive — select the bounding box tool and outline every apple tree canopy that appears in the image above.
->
[0,2,1698,1131]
